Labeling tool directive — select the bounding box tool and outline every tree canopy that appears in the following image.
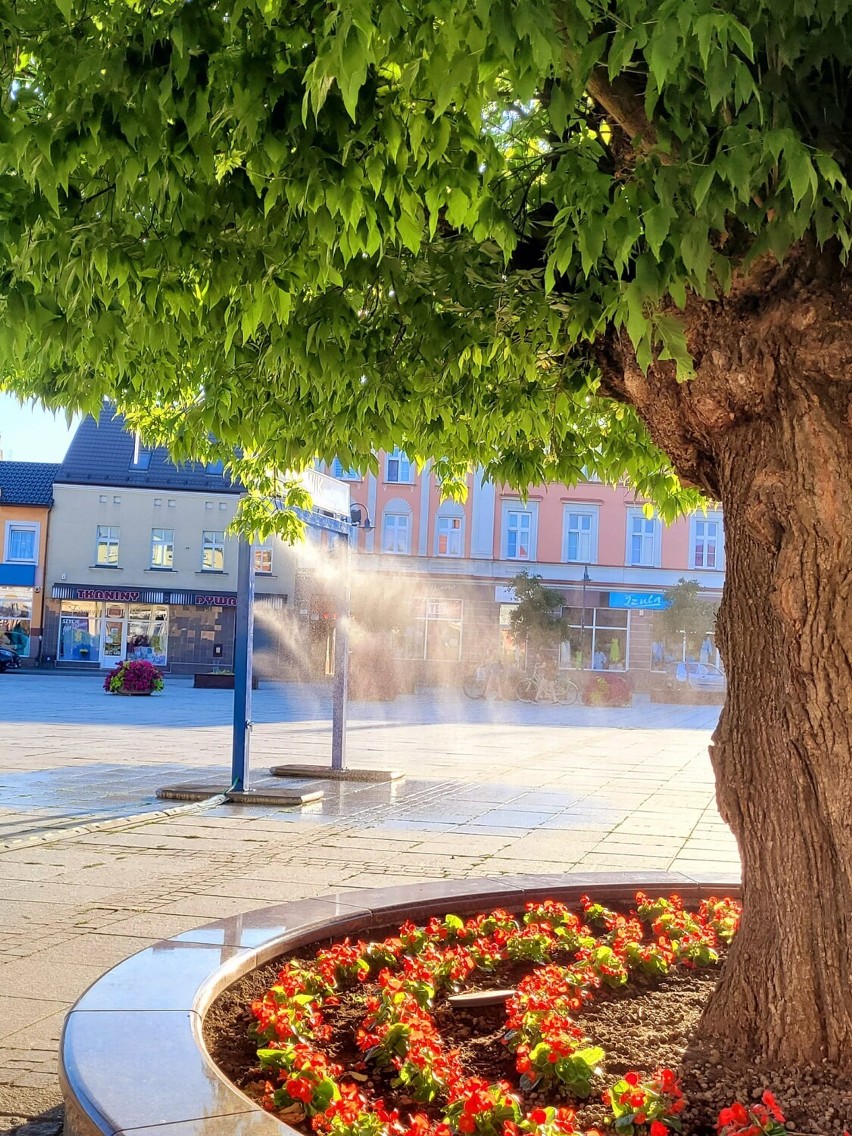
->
[4,0,852,1077]
[4,0,845,516]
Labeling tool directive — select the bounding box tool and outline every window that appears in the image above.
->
[506,509,532,560]
[563,508,598,563]
[131,432,152,469]
[382,513,411,554]
[331,458,362,481]
[206,460,224,474]
[627,511,660,566]
[5,523,38,563]
[436,515,463,557]
[201,530,225,571]
[150,528,174,569]
[386,447,412,483]
[96,526,120,566]
[254,546,273,574]
[692,516,723,570]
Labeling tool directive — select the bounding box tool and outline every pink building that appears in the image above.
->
[324,453,724,685]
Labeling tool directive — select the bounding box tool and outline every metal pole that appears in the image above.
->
[331,531,351,772]
[231,539,254,792]
[580,572,587,670]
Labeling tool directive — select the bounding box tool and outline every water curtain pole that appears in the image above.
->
[330,503,371,772]
[231,538,254,791]
[330,531,351,772]
[580,565,590,670]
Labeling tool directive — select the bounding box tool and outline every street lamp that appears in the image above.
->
[580,566,591,670]
[331,504,372,771]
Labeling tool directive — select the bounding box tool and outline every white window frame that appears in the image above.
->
[254,545,274,574]
[562,505,599,564]
[435,513,463,557]
[95,525,120,567]
[501,503,536,561]
[690,512,724,570]
[150,528,174,569]
[201,530,226,572]
[4,521,39,564]
[382,512,411,554]
[626,509,661,567]
[385,447,413,484]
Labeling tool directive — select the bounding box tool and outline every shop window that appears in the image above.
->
[0,586,33,656]
[4,523,38,563]
[691,514,724,570]
[96,525,120,566]
[562,507,598,564]
[386,448,412,483]
[560,603,630,671]
[382,512,411,554]
[201,530,225,571]
[58,601,101,662]
[404,598,463,661]
[626,510,660,567]
[127,605,169,666]
[150,528,174,569]
[254,546,273,574]
[503,507,534,561]
[436,514,463,557]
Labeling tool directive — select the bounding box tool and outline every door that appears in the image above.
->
[100,617,126,665]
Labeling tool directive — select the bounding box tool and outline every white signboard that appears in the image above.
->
[291,469,351,517]
[494,586,518,603]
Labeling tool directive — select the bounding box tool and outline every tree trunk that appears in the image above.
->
[699,378,852,1066]
[597,268,852,1068]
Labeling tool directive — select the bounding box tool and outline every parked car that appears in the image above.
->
[670,661,726,691]
[0,644,21,673]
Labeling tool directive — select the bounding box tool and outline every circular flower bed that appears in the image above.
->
[103,658,164,694]
[210,891,806,1136]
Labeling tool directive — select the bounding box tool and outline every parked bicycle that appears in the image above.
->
[516,665,579,705]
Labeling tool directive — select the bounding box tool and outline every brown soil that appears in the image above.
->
[204,937,852,1134]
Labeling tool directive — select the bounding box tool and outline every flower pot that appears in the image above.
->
[112,690,153,696]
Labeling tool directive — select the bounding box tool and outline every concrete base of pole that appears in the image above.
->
[269,764,405,783]
[156,780,324,806]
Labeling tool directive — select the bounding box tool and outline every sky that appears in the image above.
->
[0,394,80,463]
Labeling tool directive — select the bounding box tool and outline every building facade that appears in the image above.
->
[322,454,724,686]
[0,462,59,664]
[43,411,295,675]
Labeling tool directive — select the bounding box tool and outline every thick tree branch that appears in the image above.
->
[585,66,675,165]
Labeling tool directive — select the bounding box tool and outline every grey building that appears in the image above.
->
[43,409,296,675]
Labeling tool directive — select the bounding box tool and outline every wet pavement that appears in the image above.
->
[1,672,720,843]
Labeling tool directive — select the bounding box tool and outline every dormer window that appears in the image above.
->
[131,432,152,470]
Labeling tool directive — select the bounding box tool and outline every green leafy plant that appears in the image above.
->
[103,660,164,694]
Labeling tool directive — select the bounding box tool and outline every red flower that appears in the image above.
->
[650,1123,668,1136]
[761,1091,784,1123]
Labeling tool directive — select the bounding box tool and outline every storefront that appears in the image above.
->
[497,586,672,674]
[0,565,38,659]
[49,584,241,671]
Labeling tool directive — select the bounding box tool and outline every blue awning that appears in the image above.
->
[0,564,36,587]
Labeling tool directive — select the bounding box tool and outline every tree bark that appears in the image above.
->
[597,259,852,1068]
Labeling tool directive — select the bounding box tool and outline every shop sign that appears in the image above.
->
[76,587,141,602]
[494,586,518,603]
[194,593,237,607]
[426,599,462,619]
[608,591,670,610]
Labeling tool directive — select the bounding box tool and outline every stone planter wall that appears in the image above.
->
[60,871,740,1136]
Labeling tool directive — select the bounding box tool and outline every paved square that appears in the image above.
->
[0,673,735,1130]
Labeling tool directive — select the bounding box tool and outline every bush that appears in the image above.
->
[581,672,632,707]
[103,659,165,694]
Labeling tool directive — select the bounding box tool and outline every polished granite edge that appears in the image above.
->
[61,872,743,1136]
